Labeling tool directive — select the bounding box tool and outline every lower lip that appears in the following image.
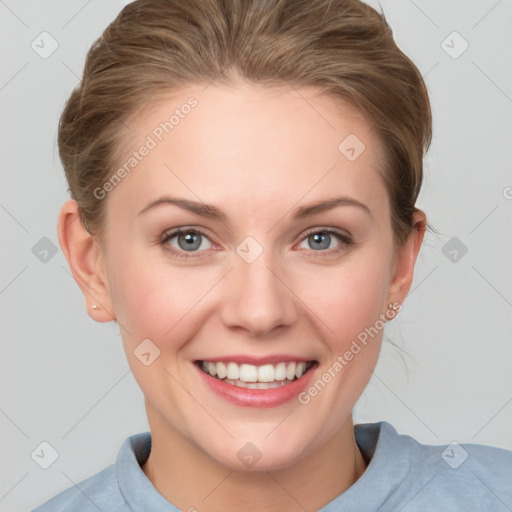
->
[195,362,317,408]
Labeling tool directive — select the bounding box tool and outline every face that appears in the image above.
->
[97,83,402,470]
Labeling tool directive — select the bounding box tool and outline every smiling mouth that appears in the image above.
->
[196,360,316,389]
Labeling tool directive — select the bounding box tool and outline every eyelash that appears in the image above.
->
[160,227,354,260]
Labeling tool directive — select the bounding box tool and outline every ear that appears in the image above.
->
[57,199,116,322]
[387,209,427,306]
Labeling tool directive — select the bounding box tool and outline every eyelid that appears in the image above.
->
[161,226,212,243]
[162,220,229,240]
[297,226,353,244]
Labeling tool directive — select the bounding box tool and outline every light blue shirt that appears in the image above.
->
[33,421,512,511]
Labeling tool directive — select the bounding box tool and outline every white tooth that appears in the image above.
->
[295,362,306,378]
[208,360,309,385]
[260,381,280,389]
[226,362,240,380]
[274,362,287,381]
[207,362,217,377]
[258,364,275,382]
[239,364,258,382]
[216,362,227,379]
[286,362,296,380]
[223,377,297,389]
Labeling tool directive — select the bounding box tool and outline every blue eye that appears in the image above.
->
[160,227,352,260]
[307,232,332,250]
[162,229,212,254]
[298,229,352,252]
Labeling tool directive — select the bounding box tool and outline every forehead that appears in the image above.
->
[106,83,388,221]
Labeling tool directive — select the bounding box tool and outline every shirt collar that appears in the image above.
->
[115,421,410,511]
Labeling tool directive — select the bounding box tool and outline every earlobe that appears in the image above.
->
[387,210,427,306]
[57,200,116,322]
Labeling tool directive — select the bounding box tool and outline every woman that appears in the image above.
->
[33,0,512,510]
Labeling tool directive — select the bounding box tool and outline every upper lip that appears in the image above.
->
[197,354,316,365]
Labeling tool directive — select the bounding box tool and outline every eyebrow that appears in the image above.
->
[137,195,371,220]
[294,196,371,219]
[138,197,227,221]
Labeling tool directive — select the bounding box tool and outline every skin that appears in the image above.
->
[58,82,425,511]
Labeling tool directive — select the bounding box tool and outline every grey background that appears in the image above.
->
[1,0,511,510]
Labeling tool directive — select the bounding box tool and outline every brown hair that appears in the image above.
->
[58,0,431,246]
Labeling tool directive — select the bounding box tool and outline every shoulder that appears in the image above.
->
[31,464,126,512]
[31,432,152,512]
[386,421,512,481]
[368,422,512,511]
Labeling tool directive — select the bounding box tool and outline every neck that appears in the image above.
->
[142,409,366,512]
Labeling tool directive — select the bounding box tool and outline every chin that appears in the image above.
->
[201,434,314,473]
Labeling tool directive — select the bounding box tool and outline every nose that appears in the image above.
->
[219,251,298,337]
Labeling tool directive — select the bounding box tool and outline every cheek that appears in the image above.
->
[294,250,391,350]
[107,251,219,344]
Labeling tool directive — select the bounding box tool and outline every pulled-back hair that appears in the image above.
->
[59,0,431,246]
